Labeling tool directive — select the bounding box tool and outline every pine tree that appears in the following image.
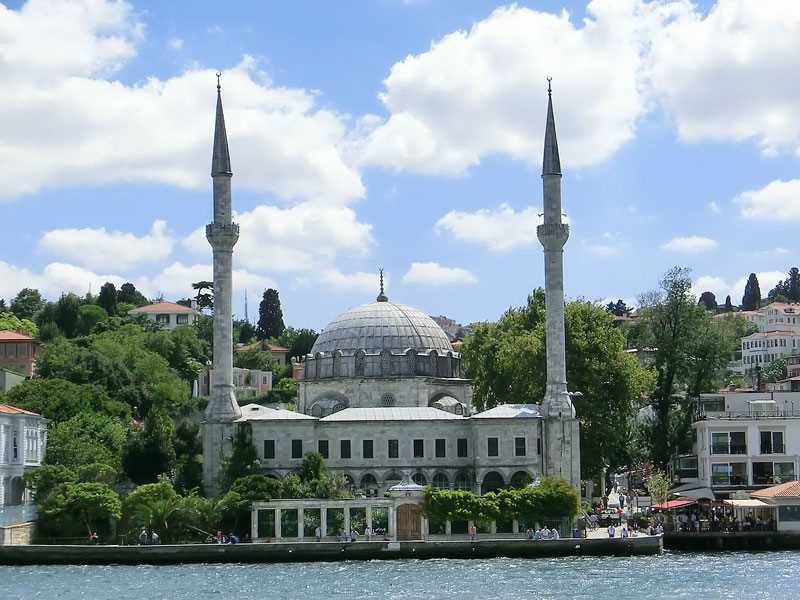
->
[724,295,733,312]
[257,288,285,340]
[97,282,117,316]
[741,273,762,311]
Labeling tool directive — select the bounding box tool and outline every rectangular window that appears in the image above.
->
[264,439,275,460]
[753,461,773,485]
[488,437,499,457]
[775,462,795,482]
[291,439,303,459]
[779,505,800,522]
[156,314,170,324]
[711,431,746,455]
[318,439,329,459]
[176,314,189,325]
[760,431,785,454]
[711,462,747,486]
[363,439,374,459]
[515,437,526,457]
[435,438,446,458]
[340,439,351,459]
[388,439,399,459]
[457,438,468,458]
[413,439,424,458]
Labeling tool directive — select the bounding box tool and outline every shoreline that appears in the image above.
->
[0,536,662,565]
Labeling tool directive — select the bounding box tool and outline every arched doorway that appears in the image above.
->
[432,472,449,489]
[510,471,533,488]
[9,477,25,506]
[360,474,378,495]
[397,504,422,540]
[481,471,505,495]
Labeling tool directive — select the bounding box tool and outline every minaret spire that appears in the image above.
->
[542,77,561,177]
[211,72,232,177]
[377,268,388,302]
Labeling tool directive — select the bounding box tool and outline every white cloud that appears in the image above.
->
[357,1,685,175]
[294,269,383,295]
[435,204,539,253]
[402,262,478,286]
[649,0,800,157]
[662,236,718,254]
[39,220,173,270]
[168,38,184,50]
[587,232,627,258]
[0,1,363,204]
[708,201,721,214]
[183,202,373,273]
[146,262,274,298]
[694,271,787,305]
[734,179,800,223]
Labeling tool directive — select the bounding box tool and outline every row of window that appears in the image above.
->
[711,461,795,486]
[710,431,785,455]
[743,338,792,350]
[0,343,33,358]
[743,352,786,365]
[264,437,536,461]
[155,313,190,325]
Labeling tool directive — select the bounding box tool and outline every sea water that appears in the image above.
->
[1,551,794,599]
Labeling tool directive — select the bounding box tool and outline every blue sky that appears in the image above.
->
[1,0,799,330]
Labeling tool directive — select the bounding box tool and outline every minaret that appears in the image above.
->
[202,73,241,496]
[536,79,580,487]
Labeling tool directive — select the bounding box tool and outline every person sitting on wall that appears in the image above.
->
[608,524,616,538]
[551,528,560,540]
[540,526,551,540]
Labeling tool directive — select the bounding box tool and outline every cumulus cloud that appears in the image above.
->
[662,236,718,254]
[357,1,683,175]
[39,220,174,270]
[183,202,373,273]
[734,179,800,222]
[694,271,786,304]
[402,262,478,286]
[0,0,363,203]
[435,204,539,253]
[146,262,274,298]
[587,232,627,258]
[649,0,800,157]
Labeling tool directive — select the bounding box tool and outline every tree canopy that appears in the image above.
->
[9,288,44,321]
[698,291,717,311]
[257,288,285,340]
[98,282,118,316]
[742,273,762,310]
[0,311,38,337]
[768,267,800,303]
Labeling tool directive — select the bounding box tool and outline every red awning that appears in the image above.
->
[651,497,697,510]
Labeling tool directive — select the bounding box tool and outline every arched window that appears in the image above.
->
[360,474,378,491]
[412,472,427,486]
[314,352,322,379]
[406,349,417,375]
[510,471,533,488]
[381,393,396,407]
[354,350,365,377]
[454,471,472,490]
[380,349,391,376]
[481,471,505,495]
[384,471,403,487]
[432,473,449,489]
[429,351,438,376]
[332,351,342,377]
[310,404,322,417]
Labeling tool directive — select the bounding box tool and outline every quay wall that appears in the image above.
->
[665,532,800,552]
[0,536,662,566]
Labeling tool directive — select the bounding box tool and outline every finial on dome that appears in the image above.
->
[377,268,388,302]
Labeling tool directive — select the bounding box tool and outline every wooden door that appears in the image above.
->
[397,503,422,540]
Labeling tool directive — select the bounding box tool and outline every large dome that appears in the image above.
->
[310,301,454,355]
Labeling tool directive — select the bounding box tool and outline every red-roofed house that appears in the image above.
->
[752,481,800,531]
[237,340,290,366]
[128,301,200,330]
[0,331,41,378]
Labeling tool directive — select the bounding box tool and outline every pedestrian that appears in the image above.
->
[469,523,477,541]
[314,525,322,541]
[152,531,160,545]
[364,526,372,541]
[351,529,359,542]
[139,528,148,545]
[621,524,629,538]
[608,524,616,538]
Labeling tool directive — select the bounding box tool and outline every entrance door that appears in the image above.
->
[397,503,422,540]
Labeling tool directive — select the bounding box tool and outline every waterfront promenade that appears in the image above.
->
[0,535,661,565]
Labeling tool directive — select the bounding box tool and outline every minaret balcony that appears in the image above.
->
[536,223,569,249]
[206,222,240,249]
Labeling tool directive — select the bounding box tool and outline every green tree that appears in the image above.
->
[192,281,214,312]
[47,482,122,535]
[768,267,800,303]
[698,291,717,311]
[173,422,204,494]
[645,470,671,506]
[122,408,177,484]
[234,319,257,344]
[77,463,118,485]
[724,295,734,312]
[462,290,654,482]
[604,299,631,317]
[46,413,127,472]
[97,282,118,316]
[55,293,81,337]
[764,358,788,383]
[10,288,44,320]
[276,327,318,358]
[5,378,130,423]
[234,346,279,372]
[117,282,149,307]
[742,273,762,310]
[257,288,285,340]
[223,423,261,491]
[0,311,38,337]
[24,464,77,502]
[78,304,109,336]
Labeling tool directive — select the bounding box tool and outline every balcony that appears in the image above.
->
[711,444,747,455]
[760,444,786,455]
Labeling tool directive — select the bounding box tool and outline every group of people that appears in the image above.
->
[207,530,240,544]
[138,529,161,545]
[525,527,561,540]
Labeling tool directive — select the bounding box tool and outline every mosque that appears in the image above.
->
[202,77,580,498]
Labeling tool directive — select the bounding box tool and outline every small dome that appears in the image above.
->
[310,301,453,355]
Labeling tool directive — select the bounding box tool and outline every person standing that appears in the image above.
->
[314,525,322,541]
[608,524,616,538]
[469,523,477,541]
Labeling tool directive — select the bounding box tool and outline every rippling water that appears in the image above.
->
[2,551,795,600]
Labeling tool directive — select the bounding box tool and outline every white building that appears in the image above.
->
[128,300,200,330]
[674,392,800,499]
[729,303,800,374]
[0,404,47,545]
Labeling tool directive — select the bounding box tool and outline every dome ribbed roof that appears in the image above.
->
[310,301,453,355]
